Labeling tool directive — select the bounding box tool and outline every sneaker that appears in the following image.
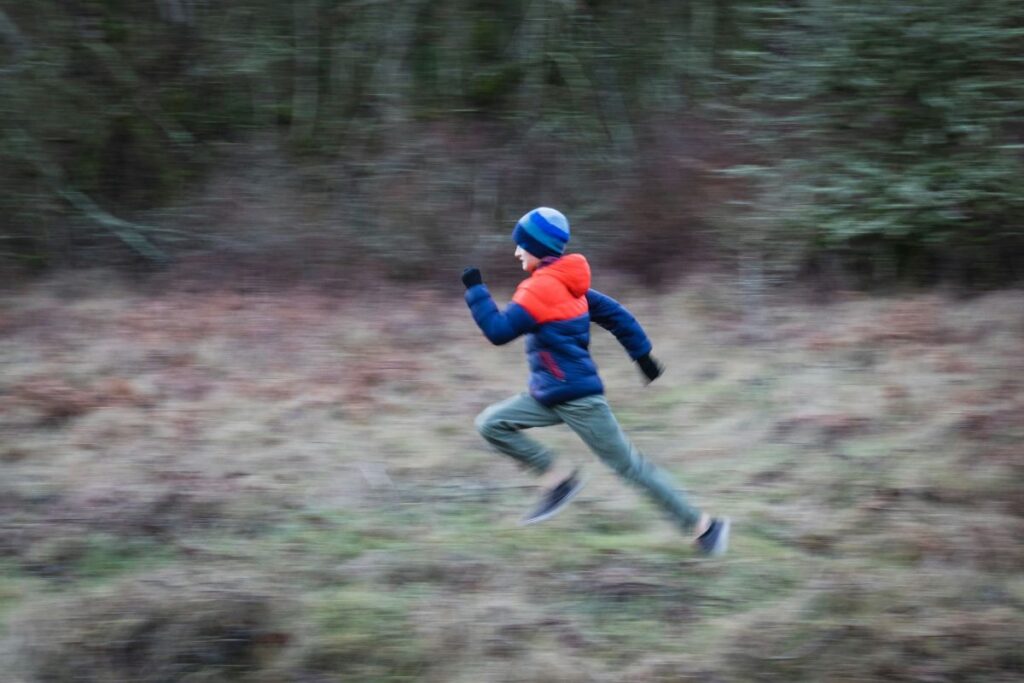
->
[695,517,730,557]
[520,471,585,525]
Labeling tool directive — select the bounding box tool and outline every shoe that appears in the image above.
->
[520,471,585,525]
[695,517,730,557]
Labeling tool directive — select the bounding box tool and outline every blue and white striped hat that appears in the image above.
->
[512,207,570,258]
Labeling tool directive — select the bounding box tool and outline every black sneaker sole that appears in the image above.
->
[519,477,586,526]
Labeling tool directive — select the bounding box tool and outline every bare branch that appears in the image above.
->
[57,189,170,264]
[8,128,170,263]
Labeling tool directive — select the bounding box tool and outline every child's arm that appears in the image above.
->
[587,288,663,382]
[464,269,536,345]
[586,289,652,359]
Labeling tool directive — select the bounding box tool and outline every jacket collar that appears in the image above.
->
[536,256,562,271]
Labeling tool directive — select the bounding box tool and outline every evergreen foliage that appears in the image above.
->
[727,0,1024,285]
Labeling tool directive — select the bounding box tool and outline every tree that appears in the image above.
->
[726,0,1024,286]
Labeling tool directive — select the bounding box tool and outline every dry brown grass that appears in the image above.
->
[1,274,1022,681]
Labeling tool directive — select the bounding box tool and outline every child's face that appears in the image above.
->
[515,245,541,272]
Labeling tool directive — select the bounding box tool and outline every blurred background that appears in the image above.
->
[1,2,1023,682]
[3,0,1023,285]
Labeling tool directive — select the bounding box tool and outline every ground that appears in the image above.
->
[1,273,1022,682]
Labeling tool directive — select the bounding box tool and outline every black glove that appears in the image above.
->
[461,267,483,289]
[637,353,664,384]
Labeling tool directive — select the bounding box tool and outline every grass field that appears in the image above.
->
[1,274,1022,682]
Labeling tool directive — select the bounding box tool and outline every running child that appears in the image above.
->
[462,207,729,556]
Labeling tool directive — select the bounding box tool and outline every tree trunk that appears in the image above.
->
[290,0,320,144]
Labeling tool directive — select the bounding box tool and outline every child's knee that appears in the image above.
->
[474,408,500,437]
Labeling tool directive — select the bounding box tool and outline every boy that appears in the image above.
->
[462,207,729,556]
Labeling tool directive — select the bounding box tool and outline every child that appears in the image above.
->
[462,207,729,556]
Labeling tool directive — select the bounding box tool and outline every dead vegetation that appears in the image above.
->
[7,569,292,682]
[0,275,1022,681]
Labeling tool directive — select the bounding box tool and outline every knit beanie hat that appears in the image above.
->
[512,207,570,258]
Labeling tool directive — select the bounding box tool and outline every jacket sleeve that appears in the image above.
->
[465,283,537,345]
[586,289,653,360]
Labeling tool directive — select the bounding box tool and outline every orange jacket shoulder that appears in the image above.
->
[513,273,588,324]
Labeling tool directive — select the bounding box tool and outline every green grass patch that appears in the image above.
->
[0,572,31,635]
[74,534,178,581]
[692,559,804,619]
[17,533,178,584]
[570,594,678,656]
[303,585,427,682]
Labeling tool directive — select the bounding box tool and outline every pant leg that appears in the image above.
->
[475,393,563,474]
[554,394,703,532]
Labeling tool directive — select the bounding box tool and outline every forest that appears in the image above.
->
[2,0,1022,285]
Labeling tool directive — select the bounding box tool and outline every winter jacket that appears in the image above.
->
[464,254,653,406]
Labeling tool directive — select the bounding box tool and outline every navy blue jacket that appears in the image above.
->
[465,254,652,406]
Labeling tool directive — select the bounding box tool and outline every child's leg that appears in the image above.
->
[554,395,703,533]
[475,393,563,474]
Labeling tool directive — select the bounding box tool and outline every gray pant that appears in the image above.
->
[475,393,702,532]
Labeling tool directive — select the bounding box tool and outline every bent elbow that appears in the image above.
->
[485,329,517,345]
